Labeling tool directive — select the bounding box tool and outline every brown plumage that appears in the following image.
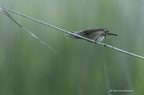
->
[67,28,118,42]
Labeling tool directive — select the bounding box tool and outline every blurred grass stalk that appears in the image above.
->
[0,6,56,52]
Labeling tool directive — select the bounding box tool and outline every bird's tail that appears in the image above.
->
[106,32,118,36]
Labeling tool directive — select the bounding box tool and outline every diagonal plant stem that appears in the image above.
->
[0,6,56,52]
[0,5,144,60]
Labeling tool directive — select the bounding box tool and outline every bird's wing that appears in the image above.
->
[83,28,105,34]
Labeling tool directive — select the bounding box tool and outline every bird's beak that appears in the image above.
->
[65,33,78,39]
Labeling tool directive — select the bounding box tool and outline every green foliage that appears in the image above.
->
[0,0,143,95]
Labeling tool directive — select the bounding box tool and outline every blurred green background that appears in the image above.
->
[0,0,144,95]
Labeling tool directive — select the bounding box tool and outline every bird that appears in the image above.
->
[66,28,118,42]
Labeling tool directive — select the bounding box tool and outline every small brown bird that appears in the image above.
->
[67,28,118,42]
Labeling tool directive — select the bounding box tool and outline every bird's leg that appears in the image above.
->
[104,35,107,47]
[94,39,97,44]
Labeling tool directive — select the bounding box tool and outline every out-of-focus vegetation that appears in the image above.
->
[0,0,144,95]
